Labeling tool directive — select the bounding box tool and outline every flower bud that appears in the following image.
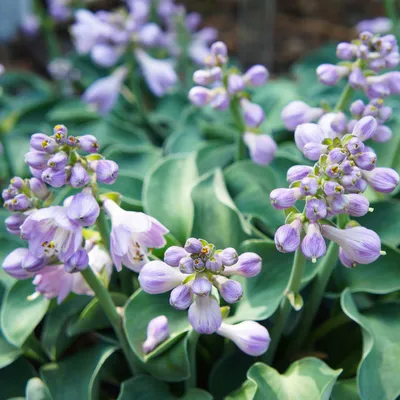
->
[78,135,99,153]
[243,65,269,86]
[305,198,327,221]
[96,160,118,184]
[41,168,67,188]
[70,163,90,188]
[339,247,357,268]
[5,213,26,235]
[169,284,193,310]
[10,177,24,189]
[240,99,265,128]
[193,257,205,270]
[164,246,188,267]
[346,178,368,194]
[331,112,347,134]
[47,151,68,170]
[30,133,58,153]
[274,219,302,253]
[325,163,341,179]
[25,151,49,170]
[9,194,31,211]
[188,86,211,106]
[222,252,262,277]
[213,276,243,303]
[209,89,229,111]
[139,261,186,294]
[294,123,325,152]
[142,315,169,354]
[184,238,202,254]
[281,101,324,131]
[300,177,318,196]
[349,67,366,89]
[301,223,326,263]
[192,277,212,296]
[363,167,399,193]
[210,41,227,61]
[2,248,34,279]
[67,192,100,226]
[316,64,349,86]
[346,138,365,154]
[188,296,222,334]
[336,42,356,60]
[228,73,245,94]
[29,178,49,200]
[378,106,392,122]
[354,151,377,171]
[329,194,349,214]
[372,125,392,142]
[2,187,17,201]
[53,124,68,142]
[362,104,379,118]
[22,251,47,272]
[327,148,347,164]
[323,181,344,197]
[286,165,312,183]
[350,100,365,116]
[345,194,370,217]
[220,247,238,266]
[65,248,89,273]
[352,116,378,141]
[205,256,223,273]
[179,256,195,274]
[243,133,277,166]
[216,321,270,356]
[270,187,301,210]
[303,143,327,161]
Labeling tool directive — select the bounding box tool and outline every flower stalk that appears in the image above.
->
[229,97,247,162]
[0,134,15,180]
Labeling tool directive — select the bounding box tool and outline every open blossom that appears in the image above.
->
[103,199,168,272]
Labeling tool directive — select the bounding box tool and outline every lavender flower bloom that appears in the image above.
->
[356,17,393,34]
[349,67,366,89]
[2,248,34,279]
[135,49,177,97]
[188,87,212,106]
[66,192,100,226]
[219,247,238,266]
[212,276,243,303]
[179,256,195,274]
[222,252,262,277]
[352,116,378,141]
[350,100,365,116]
[64,248,89,273]
[22,252,47,273]
[78,135,99,153]
[169,284,193,310]
[281,101,324,131]
[362,168,399,193]
[209,89,229,111]
[205,256,223,273]
[104,199,168,271]
[142,315,169,354]
[192,277,212,296]
[317,64,349,86]
[25,151,50,170]
[354,152,377,171]
[243,133,277,166]
[48,151,68,170]
[301,223,326,263]
[286,165,313,183]
[274,219,302,253]
[228,74,245,94]
[300,177,318,196]
[216,321,270,356]
[188,295,222,334]
[345,194,371,217]
[339,247,357,268]
[240,99,265,128]
[270,188,301,210]
[29,178,49,200]
[165,246,189,267]
[96,160,119,185]
[21,14,40,37]
[194,67,222,86]
[373,125,392,142]
[294,123,325,153]
[82,67,128,115]
[336,42,356,60]
[243,65,269,86]
[322,225,382,264]
[20,206,82,262]
[5,213,26,235]
[41,168,67,188]
[184,238,203,254]
[70,163,90,188]
[305,199,327,221]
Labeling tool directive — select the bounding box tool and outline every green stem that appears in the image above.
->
[385,0,398,30]
[185,330,200,390]
[229,98,247,162]
[81,267,138,375]
[96,209,110,249]
[0,135,15,179]
[308,313,350,345]
[334,84,354,112]
[262,248,306,364]
[22,333,49,364]
[34,0,61,60]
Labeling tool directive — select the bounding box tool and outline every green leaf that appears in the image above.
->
[46,99,99,123]
[1,280,49,347]
[41,343,116,400]
[335,243,400,294]
[67,293,127,337]
[41,296,91,360]
[123,290,191,381]
[231,240,317,322]
[26,378,53,400]
[195,142,235,175]
[331,379,359,400]
[143,154,198,244]
[190,169,251,249]
[226,359,342,400]
[0,358,36,400]
[341,290,400,400]
[0,329,21,368]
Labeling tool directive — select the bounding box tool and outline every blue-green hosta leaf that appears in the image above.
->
[25,378,53,400]
[41,344,117,400]
[190,169,252,249]
[143,154,198,244]
[331,379,359,400]
[335,243,400,294]
[341,289,400,400]
[195,141,235,175]
[0,330,21,368]
[1,280,49,347]
[226,358,342,400]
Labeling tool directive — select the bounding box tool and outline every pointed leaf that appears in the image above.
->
[26,378,53,400]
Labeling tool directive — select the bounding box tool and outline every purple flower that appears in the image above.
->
[70,163,90,188]
[228,74,245,94]
[209,89,230,110]
[41,168,67,188]
[169,284,193,310]
[243,65,269,86]
[350,100,365,116]
[21,14,40,37]
[135,49,177,97]
[193,67,222,86]
[243,133,277,166]
[184,238,203,254]
[346,138,365,155]
[8,194,31,212]
[322,225,382,264]
[22,252,47,273]
[274,219,302,253]
[327,148,347,164]
[96,160,119,185]
[339,247,356,268]
[305,198,327,221]
[301,223,326,263]
[179,256,195,274]
[356,17,393,34]
[323,181,344,197]
[192,277,212,296]
[47,151,68,170]
[188,86,211,107]
[104,199,168,271]
[138,23,164,48]
[300,177,318,196]
[216,321,270,356]
[352,116,378,141]
[349,66,366,89]
[316,64,349,86]
[30,134,58,154]
[222,252,262,277]
[270,187,301,210]
[29,178,49,200]
[213,275,243,303]
[20,206,82,262]
[286,165,313,184]
[240,99,265,128]
[220,247,238,266]
[294,123,325,152]
[345,194,370,217]
[64,248,89,273]
[91,44,121,68]
[362,167,399,193]
[82,67,127,115]
[5,213,26,235]
[142,315,169,354]
[281,101,324,131]
[78,135,99,153]
[25,151,49,170]
[354,152,377,171]
[336,42,356,60]
[2,248,34,279]
[372,125,392,142]
[66,192,100,226]
[164,246,189,267]
[188,295,222,334]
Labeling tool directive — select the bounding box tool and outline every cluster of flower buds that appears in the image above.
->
[317,31,400,99]
[25,124,118,188]
[270,115,399,267]
[138,237,262,334]
[142,314,270,357]
[188,41,276,165]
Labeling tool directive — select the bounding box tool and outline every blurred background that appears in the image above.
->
[0,0,388,74]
